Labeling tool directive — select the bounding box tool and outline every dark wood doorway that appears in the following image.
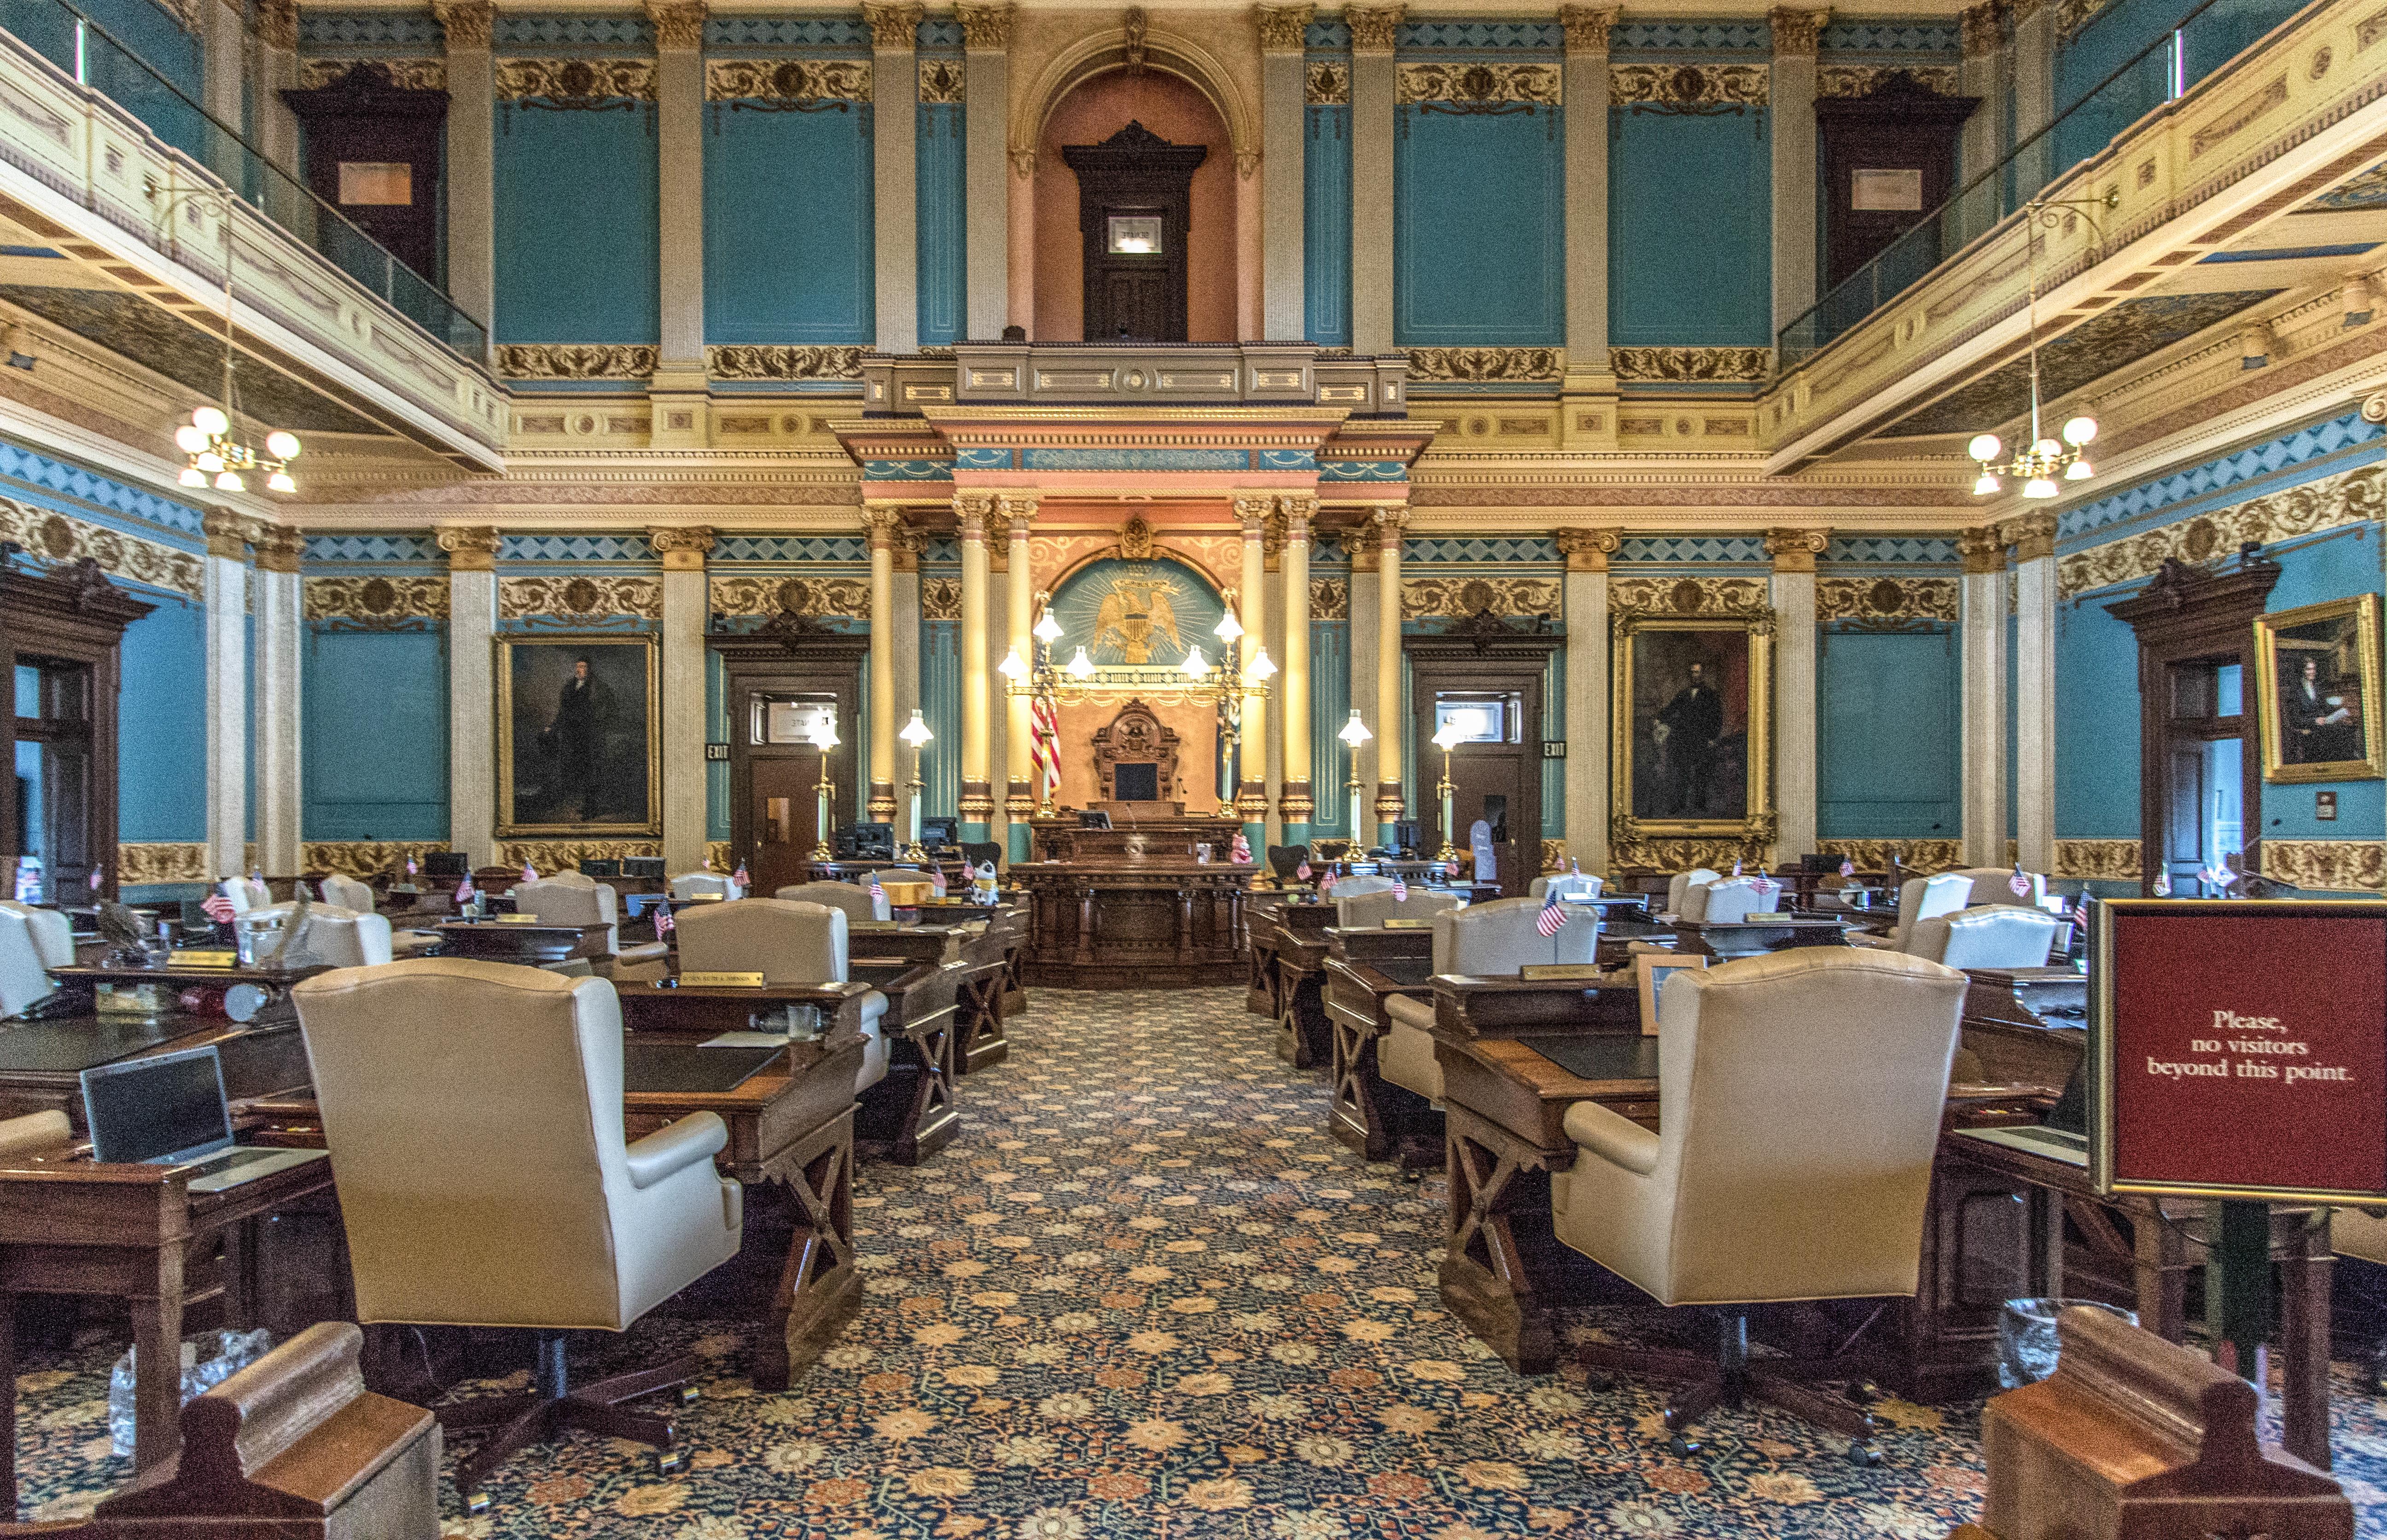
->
[1816,74,1979,295]
[717,630,865,899]
[0,559,151,901]
[1407,628,1560,899]
[1062,120,1206,342]
[279,65,450,290]
[2107,554,2280,895]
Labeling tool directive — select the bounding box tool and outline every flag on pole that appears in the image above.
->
[1319,869,1336,897]
[405,855,419,877]
[733,862,750,891]
[1571,858,1582,877]
[1031,693,1062,804]
[1535,889,1569,937]
[87,865,101,892]
[1751,866,1776,899]
[930,864,948,897]
[1839,858,1856,879]
[1295,859,1311,882]
[455,871,475,903]
[1390,870,1409,901]
[522,861,538,884]
[201,893,236,925]
[2009,865,2034,899]
[867,871,884,900]
[1731,858,1743,878]
[653,898,675,935]
[2152,870,2172,896]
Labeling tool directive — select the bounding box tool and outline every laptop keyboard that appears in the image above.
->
[184,1149,277,1177]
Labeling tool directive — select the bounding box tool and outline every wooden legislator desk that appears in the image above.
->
[842,920,1008,1163]
[1028,806,1242,864]
[1014,831,1254,988]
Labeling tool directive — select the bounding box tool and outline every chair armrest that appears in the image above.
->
[614,941,670,964]
[1563,1100,1659,1176]
[624,1111,729,1189]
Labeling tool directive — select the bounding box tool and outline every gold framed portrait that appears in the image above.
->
[2254,593,2383,784]
[496,635,662,836]
[1611,606,1775,850]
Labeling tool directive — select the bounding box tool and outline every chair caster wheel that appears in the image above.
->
[1585,1371,1616,1394]
[657,1447,685,1475]
[1847,1443,1883,1470]
[680,1384,701,1405]
[1849,1380,1884,1404]
[466,1491,492,1516]
[1666,1433,1700,1458]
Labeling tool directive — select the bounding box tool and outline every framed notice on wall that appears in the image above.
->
[2091,899,2387,1202]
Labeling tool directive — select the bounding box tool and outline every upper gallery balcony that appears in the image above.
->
[0,0,502,471]
[1766,0,2387,472]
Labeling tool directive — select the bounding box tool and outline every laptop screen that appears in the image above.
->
[82,1046,234,1165]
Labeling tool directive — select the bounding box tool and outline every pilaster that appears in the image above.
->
[2011,0,2054,196]
[1235,498,1272,843]
[436,0,497,349]
[1559,6,1619,426]
[1258,5,1313,340]
[1769,8,1827,337]
[958,4,1013,337]
[1958,525,2010,869]
[649,0,710,441]
[891,523,924,838]
[652,526,716,874]
[1957,2,2005,189]
[1766,526,1827,865]
[1001,494,1038,864]
[867,2,925,354]
[438,524,501,866]
[1347,6,1402,356]
[202,513,250,882]
[1279,494,1315,843]
[1557,528,1618,873]
[1373,506,1407,844]
[201,0,245,188]
[2006,510,2057,875]
[254,0,301,174]
[252,523,304,877]
[867,508,904,824]
[956,491,993,838]
[1347,529,1380,839]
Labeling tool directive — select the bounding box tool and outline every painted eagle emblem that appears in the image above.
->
[1091,578,1182,664]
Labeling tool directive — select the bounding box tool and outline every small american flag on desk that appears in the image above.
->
[455,871,475,904]
[734,862,750,889]
[1536,889,1569,937]
[405,855,419,877]
[867,871,884,900]
[1390,871,1408,901]
[653,898,675,936]
[1296,859,1311,882]
[522,861,538,883]
[201,892,236,925]
[930,865,948,897]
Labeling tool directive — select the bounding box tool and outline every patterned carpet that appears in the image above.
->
[13,985,2387,1537]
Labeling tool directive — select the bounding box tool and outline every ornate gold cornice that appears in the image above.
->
[201,510,252,560]
[255,0,299,51]
[862,1,925,51]
[1346,5,1402,53]
[1306,61,1350,104]
[956,1,1014,50]
[1257,3,1314,54]
[298,58,447,90]
[1556,526,1621,571]
[501,573,662,622]
[1958,525,2007,574]
[1817,64,1960,97]
[1407,347,1565,383]
[1817,575,1958,623]
[704,343,866,380]
[1611,62,1769,109]
[2000,509,2058,561]
[705,58,871,102]
[1397,62,1560,108]
[1768,6,1829,55]
[437,524,501,570]
[496,344,658,380]
[1558,5,1619,54]
[1764,526,1829,572]
[252,523,306,574]
[1611,346,1772,383]
[433,0,494,51]
[0,500,201,595]
[712,573,867,618]
[2059,463,2384,598]
[1402,573,1560,620]
[649,526,717,570]
[1960,0,2004,57]
[304,574,448,625]
[644,0,706,51]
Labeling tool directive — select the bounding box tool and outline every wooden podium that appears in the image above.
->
[1028,806,1243,863]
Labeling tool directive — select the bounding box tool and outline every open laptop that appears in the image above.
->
[81,1045,328,1193]
[1953,1063,2089,1167]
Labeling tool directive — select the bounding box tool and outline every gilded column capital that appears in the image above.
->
[1256,3,1314,53]
[1234,495,1274,534]
[644,0,707,50]
[955,490,995,537]
[433,0,494,51]
[865,506,909,549]
[956,2,1015,49]
[996,492,1039,537]
[1959,0,2004,56]
[863,1,925,51]
[1555,526,1621,572]
[1958,525,2009,574]
[201,510,253,560]
[1558,5,1618,55]
[1346,5,1403,53]
[251,522,306,574]
[1345,529,1378,572]
[1276,493,1316,540]
[1765,527,1829,573]
[892,523,923,573]
[648,525,718,571]
[255,0,298,52]
[2000,510,2058,561]
[437,524,501,570]
[1768,6,1829,54]
[1373,506,1409,546]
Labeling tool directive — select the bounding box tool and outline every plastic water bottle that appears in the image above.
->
[106,1327,272,1455]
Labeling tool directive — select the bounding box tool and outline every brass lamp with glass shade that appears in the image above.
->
[899,709,934,862]
[1337,710,1372,857]
[1432,720,1467,866]
[807,717,839,862]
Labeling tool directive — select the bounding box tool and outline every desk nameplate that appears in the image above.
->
[680,970,768,988]
[1519,964,1603,982]
[169,951,237,968]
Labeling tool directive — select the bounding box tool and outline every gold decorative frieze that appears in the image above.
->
[1407,347,1565,383]
[1257,3,1314,53]
[1817,576,1959,624]
[499,574,663,622]
[1309,575,1349,621]
[118,843,207,885]
[256,0,298,51]
[297,57,448,90]
[303,841,453,880]
[1611,833,1775,874]
[956,2,1013,49]
[1611,62,1769,110]
[2051,0,2113,41]
[2058,464,2385,598]
[303,575,450,627]
[1402,575,1562,621]
[2055,838,2143,882]
[495,58,658,102]
[1611,346,1773,383]
[1609,575,1771,615]
[1816,64,1961,98]
[496,344,658,380]
[710,574,870,619]
[1827,838,1963,873]
[0,500,200,597]
[2265,839,2386,891]
[1960,1,2003,56]
[705,58,872,103]
[496,839,663,872]
[1305,61,1350,105]
[1540,839,1566,874]
[1396,62,1561,110]
[1769,6,1829,53]
[918,58,964,103]
[922,576,963,621]
[707,344,867,381]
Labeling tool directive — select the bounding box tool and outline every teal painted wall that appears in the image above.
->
[917,100,965,346]
[302,628,449,840]
[1817,627,1961,840]
[921,616,958,817]
[119,595,205,845]
[495,104,660,343]
[37,0,210,163]
[703,101,874,343]
[1393,106,1564,345]
[1542,646,1564,841]
[1610,108,1771,346]
[2054,599,2138,838]
[1304,101,1351,347]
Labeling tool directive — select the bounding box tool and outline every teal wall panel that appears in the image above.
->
[1304,102,1351,347]
[1392,108,1563,345]
[1309,619,1350,836]
[2054,599,2136,837]
[917,101,965,346]
[1610,109,1771,346]
[1817,627,1960,839]
[704,104,874,343]
[302,628,449,840]
[119,596,204,843]
[495,106,659,343]
[68,0,206,163]
[922,617,958,816]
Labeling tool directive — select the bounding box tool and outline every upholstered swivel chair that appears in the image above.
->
[670,871,742,901]
[1381,898,1602,1108]
[0,1108,67,1160]
[774,879,891,923]
[243,902,396,968]
[1266,845,1306,882]
[219,876,272,914]
[1851,871,1974,952]
[1529,871,1604,901]
[1904,904,2061,969]
[1678,877,1784,925]
[673,898,891,1094]
[514,873,670,976]
[290,959,743,1509]
[1952,867,2047,907]
[1663,868,1721,918]
[1551,948,1967,1463]
[0,900,74,1018]
[1328,875,1397,902]
[317,873,443,959]
[1335,888,1463,929]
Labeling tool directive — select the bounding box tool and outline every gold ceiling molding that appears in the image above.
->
[919,58,965,103]
[256,0,298,50]
[2265,838,2386,891]
[1816,64,1961,98]
[1559,5,1618,53]
[303,841,452,880]
[495,58,658,102]
[710,574,870,618]
[496,344,658,380]
[1345,5,1402,52]
[1611,346,1774,383]
[2057,463,2384,597]
[1609,575,1771,615]
[298,57,448,90]
[1406,347,1565,383]
[117,843,207,885]
[922,575,963,621]
[863,1,924,49]
[0,500,200,597]
[2055,838,2143,882]
[499,574,663,622]
[1309,575,1349,621]
[1395,62,1561,109]
[706,344,867,381]
[1401,574,1560,620]
[1611,63,1769,110]
[705,58,872,103]
[303,574,450,627]
[646,0,706,51]
[1816,575,1959,624]
[1305,61,1350,105]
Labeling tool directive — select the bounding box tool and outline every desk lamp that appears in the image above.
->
[900,709,934,862]
[1432,720,1467,866]
[1337,710,1371,856]
[808,717,839,862]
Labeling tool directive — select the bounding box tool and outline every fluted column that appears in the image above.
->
[434,1,496,348]
[649,0,709,441]
[1770,8,1827,336]
[652,526,716,874]
[1279,495,1315,844]
[891,523,924,838]
[868,2,924,353]
[254,0,301,174]
[866,509,902,825]
[1234,499,1271,845]
[1373,507,1407,846]
[201,516,251,883]
[1001,494,1038,864]
[1767,528,1826,865]
[959,4,1013,336]
[1957,3,2004,192]
[252,524,304,877]
[2009,511,2057,875]
[1959,526,2010,869]
[957,492,993,841]
[1560,6,1617,405]
[1258,5,1312,340]
[1558,529,1617,874]
[1347,6,1401,356]
[1347,530,1380,842]
[439,526,501,866]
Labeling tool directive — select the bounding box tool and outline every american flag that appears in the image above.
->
[455,871,474,903]
[1390,871,1408,900]
[1295,859,1311,882]
[405,855,419,876]
[930,865,948,896]
[2152,870,2172,896]
[522,861,538,883]
[1319,870,1336,896]
[1535,889,1569,937]
[653,899,675,935]
[1731,859,1743,878]
[1839,859,1856,878]
[2009,866,2034,898]
[867,871,884,899]
[1570,858,1582,877]
[733,862,750,890]
[1751,866,1776,898]
[1031,693,1062,804]
[201,893,236,925]
[87,865,101,892]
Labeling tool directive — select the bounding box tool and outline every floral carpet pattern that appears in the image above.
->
[12,985,2387,1537]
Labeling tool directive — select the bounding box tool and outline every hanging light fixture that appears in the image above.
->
[1967,196,2115,501]
[164,189,300,496]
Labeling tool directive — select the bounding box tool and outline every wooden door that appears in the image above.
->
[0,566,149,901]
[1062,122,1206,343]
[1816,75,1980,294]
[1405,633,1560,900]
[278,66,450,288]
[717,632,866,893]
[750,756,818,898]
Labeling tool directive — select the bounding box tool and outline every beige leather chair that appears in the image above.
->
[775,880,891,924]
[512,873,670,977]
[1952,866,2046,907]
[674,898,891,1093]
[1905,904,2061,969]
[245,902,395,968]
[317,873,376,912]
[290,959,741,1508]
[1530,871,1604,901]
[670,871,742,901]
[1852,871,1974,952]
[1552,948,1967,1462]
[1664,868,1721,918]
[1328,875,1397,901]
[0,1108,67,1161]
[219,876,272,914]
[1335,888,1462,929]
[0,900,74,1017]
[1679,876,1783,925]
[1382,897,1601,1105]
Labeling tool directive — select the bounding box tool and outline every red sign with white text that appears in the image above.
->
[2100,902,2387,1200]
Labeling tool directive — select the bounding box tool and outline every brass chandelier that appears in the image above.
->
[1967,195,2116,500]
